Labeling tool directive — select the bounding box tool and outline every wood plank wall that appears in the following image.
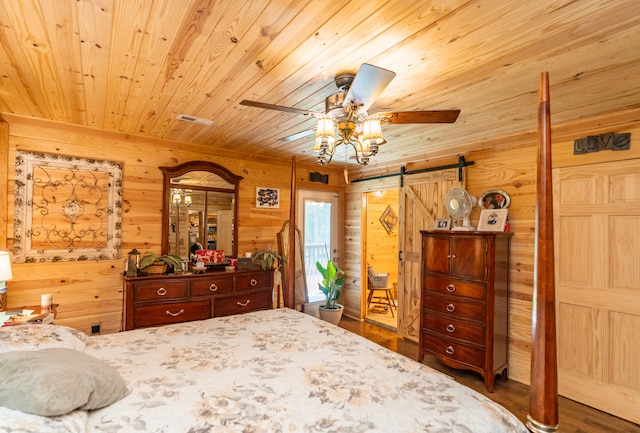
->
[3,107,639,389]
[343,108,640,387]
[1,113,343,334]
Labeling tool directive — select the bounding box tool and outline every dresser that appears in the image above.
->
[123,269,273,330]
[419,230,512,392]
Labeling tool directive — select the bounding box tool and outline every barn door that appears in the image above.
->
[553,158,640,424]
[397,168,461,341]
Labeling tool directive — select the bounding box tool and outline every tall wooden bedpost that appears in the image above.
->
[527,72,559,432]
[285,156,297,308]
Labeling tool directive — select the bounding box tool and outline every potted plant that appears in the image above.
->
[316,259,345,325]
[140,252,183,274]
[252,249,284,270]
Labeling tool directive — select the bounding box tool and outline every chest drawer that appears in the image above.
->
[213,289,272,317]
[422,332,485,369]
[133,280,188,302]
[191,276,234,297]
[423,292,485,321]
[424,275,485,300]
[422,312,485,344]
[236,272,272,291]
[133,300,210,328]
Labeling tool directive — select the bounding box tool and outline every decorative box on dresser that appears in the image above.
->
[124,269,274,330]
[419,230,512,392]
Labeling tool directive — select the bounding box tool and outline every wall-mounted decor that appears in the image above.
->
[379,205,398,234]
[434,218,451,230]
[477,209,509,232]
[256,187,280,208]
[574,132,630,154]
[13,151,123,263]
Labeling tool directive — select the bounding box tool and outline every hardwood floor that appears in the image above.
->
[339,315,640,433]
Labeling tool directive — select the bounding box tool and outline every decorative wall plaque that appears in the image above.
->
[13,151,123,263]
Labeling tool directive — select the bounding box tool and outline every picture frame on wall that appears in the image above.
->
[256,187,280,208]
[434,218,451,230]
[477,209,509,232]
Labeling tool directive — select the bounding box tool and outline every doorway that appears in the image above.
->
[363,189,399,330]
[297,189,340,303]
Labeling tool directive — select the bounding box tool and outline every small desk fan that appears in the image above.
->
[445,187,477,231]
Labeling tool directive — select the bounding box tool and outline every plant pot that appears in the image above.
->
[145,262,167,274]
[318,304,344,325]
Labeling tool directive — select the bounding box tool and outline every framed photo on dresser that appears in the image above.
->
[477,209,508,231]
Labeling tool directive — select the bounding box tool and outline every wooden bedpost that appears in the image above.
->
[527,72,559,432]
[285,156,297,308]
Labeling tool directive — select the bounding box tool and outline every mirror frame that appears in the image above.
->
[160,161,243,258]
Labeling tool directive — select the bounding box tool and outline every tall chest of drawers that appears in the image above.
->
[124,269,273,330]
[419,230,512,392]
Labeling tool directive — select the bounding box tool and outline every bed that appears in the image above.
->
[1,308,527,433]
[0,73,557,433]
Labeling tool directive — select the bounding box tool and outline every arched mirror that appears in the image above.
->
[160,161,243,260]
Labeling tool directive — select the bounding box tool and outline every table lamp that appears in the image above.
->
[0,251,13,310]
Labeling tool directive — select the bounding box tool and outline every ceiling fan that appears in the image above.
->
[240,63,460,166]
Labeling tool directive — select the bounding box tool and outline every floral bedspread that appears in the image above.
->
[84,308,527,433]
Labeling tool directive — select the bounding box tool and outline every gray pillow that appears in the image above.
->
[0,348,129,416]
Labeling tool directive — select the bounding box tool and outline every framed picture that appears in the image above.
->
[479,189,510,209]
[379,205,398,234]
[434,218,451,230]
[477,209,509,231]
[256,187,280,208]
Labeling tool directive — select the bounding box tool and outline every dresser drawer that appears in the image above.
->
[133,300,210,328]
[213,289,272,317]
[422,312,485,344]
[191,275,234,297]
[236,272,272,291]
[133,280,188,302]
[422,332,485,369]
[423,292,485,321]
[424,275,485,300]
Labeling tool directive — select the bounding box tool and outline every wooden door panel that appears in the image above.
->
[424,236,450,274]
[452,237,486,280]
[398,169,461,341]
[554,159,640,424]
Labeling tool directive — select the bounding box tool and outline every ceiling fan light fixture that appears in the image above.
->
[361,117,385,149]
[314,117,336,152]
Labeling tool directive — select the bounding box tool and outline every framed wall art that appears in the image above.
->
[477,209,509,232]
[13,151,123,263]
[379,205,398,234]
[256,187,280,208]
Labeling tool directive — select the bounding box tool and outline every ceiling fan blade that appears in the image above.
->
[376,110,461,124]
[277,128,316,142]
[240,100,324,117]
[344,64,396,112]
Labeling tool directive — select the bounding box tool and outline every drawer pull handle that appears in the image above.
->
[209,283,218,292]
[445,346,455,355]
[447,254,457,259]
[249,278,258,287]
[237,299,251,307]
[157,287,167,296]
[446,324,456,333]
[446,284,456,293]
[446,303,456,312]
[166,309,184,317]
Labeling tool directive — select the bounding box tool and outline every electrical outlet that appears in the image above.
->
[91,323,101,335]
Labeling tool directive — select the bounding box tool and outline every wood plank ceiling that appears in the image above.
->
[0,0,639,173]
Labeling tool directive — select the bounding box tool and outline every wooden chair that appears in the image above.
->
[367,265,396,317]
